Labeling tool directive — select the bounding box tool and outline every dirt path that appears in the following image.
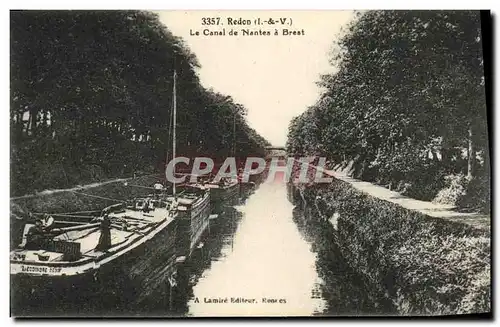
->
[297,159,490,231]
[11,173,162,201]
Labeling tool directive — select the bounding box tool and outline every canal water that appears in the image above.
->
[12,178,393,317]
[186,181,325,316]
[173,180,393,317]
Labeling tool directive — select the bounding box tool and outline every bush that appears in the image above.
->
[458,174,490,214]
[300,178,491,315]
[433,172,491,214]
[433,174,469,206]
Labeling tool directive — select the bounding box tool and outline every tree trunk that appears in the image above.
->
[24,110,31,135]
[467,125,476,180]
[29,108,38,136]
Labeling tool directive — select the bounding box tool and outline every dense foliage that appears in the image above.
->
[297,180,490,315]
[286,11,489,212]
[11,10,269,196]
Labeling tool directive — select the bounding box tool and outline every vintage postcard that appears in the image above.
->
[9,10,491,318]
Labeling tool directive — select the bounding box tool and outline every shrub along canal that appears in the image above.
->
[172,180,394,316]
[13,172,487,317]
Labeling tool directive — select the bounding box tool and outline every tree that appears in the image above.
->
[287,10,489,209]
[10,10,269,195]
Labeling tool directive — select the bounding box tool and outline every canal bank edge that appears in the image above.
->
[291,177,490,316]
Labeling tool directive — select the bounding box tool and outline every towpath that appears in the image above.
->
[300,160,490,231]
[10,173,162,201]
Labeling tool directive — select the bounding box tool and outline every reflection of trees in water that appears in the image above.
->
[13,186,257,317]
[125,184,258,316]
[289,187,396,316]
[13,262,151,317]
[172,205,244,315]
[169,185,256,315]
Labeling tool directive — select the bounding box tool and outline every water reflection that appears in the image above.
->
[184,181,327,317]
[178,181,396,317]
[13,179,395,317]
[288,185,396,316]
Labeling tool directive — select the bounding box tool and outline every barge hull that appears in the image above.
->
[11,219,180,317]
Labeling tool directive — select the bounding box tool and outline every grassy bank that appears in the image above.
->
[296,178,490,315]
[11,174,163,216]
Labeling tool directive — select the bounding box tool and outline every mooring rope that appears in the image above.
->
[43,213,97,219]
[124,184,156,190]
[33,210,101,216]
[69,190,125,203]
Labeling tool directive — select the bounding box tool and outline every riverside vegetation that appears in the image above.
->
[293,180,490,315]
[286,10,490,214]
[11,10,269,197]
[287,10,490,315]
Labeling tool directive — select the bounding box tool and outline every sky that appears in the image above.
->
[157,11,356,146]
